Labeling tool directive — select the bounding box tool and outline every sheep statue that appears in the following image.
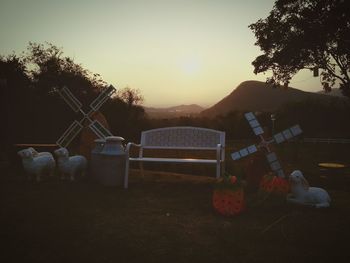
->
[28,147,53,158]
[54,148,87,181]
[17,148,56,182]
[287,170,331,208]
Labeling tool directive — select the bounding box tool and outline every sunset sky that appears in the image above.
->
[0,0,322,107]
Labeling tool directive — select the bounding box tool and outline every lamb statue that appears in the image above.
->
[28,147,53,158]
[54,148,87,181]
[17,148,56,182]
[287,170,331,208]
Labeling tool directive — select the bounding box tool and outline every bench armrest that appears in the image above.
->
[216,144,225,162]
[126,142,142,156]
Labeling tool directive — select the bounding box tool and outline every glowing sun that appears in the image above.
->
[181,58,201,75]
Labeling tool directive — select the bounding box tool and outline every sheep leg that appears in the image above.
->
[26,172,32,182]
[36,174,41,183]
[315,202,330,208]
[287,197,316,207]
[286,197,303,205]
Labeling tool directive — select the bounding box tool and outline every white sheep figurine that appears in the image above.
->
[17,148,56,182]
[28,147,53,158]
[54,148,87,181]
[287,170,331,208]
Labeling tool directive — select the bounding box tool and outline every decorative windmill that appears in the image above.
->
[231,112,302,178]
[56,85,116,148]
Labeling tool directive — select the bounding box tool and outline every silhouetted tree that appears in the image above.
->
[117,87,144,108]
[25,42,106,104]
[0,55,32,151]
[249,0,350,97]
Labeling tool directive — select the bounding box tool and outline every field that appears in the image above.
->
[1,142,350,263]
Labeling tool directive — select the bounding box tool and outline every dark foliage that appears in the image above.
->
[249,0,350,97]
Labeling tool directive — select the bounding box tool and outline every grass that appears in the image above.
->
[1,161,350,263]
[2,141,350,262]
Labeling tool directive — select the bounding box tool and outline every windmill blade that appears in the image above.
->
[89,120,113,139]
[244,112,264,135]
[273,125,303,144]
[90,85,116,111]
[231,144,258,160]
[58,87,82,113]
[290,125,302,136]
[56,121,83,148]
[266,152,285,177]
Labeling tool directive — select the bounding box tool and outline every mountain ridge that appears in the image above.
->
[201,80,345,117]
[144,104,205,118]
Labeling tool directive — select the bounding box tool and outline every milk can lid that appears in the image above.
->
[105,136,125,142]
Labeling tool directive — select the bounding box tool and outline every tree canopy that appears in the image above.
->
[249,0,350,97]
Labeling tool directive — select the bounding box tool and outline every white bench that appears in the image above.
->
[124,126,225,188]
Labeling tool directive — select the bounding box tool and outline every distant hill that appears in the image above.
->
[144,104,205,119]
[201,80,344,118]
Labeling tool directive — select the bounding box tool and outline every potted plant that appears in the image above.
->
[260,172,290,195]
[213,173,245,216]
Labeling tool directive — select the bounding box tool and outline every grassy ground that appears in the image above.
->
[1,162,350,263]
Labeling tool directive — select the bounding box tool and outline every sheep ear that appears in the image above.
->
[301,176,309,190]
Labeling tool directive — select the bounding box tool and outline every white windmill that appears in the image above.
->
[56,85,116,148]
[231,112,302,178]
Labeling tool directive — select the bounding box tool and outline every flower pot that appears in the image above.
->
[213,175,245,216]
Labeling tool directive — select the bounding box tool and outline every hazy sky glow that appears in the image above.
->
[0,0,322,107]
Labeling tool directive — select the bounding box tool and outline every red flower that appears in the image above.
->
[230,176,237,184]
[260,173,290,194]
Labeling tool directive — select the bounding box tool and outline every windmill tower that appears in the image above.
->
[56,85,116,148]
[231,112,302,178]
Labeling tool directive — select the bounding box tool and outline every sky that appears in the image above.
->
[0,0,323,107]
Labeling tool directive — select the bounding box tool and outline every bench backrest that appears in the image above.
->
[140,127,225,149]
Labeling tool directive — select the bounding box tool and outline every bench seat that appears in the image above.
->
[129,157,218,163]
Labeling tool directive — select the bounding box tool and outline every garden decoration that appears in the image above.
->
[28,147,54,158]
[213,174,245,216]
[56,85,116,148]
[54,147,87,181]
[231,112,302,179]
[318,163,346,169]
[259,172,290,194]
[17,148,56,182]
[287,170,331,208]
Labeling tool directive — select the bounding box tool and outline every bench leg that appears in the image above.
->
[221,162,225,177]
[124,158,129,189]
[140,162,144,177]
[216,162,220,178]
